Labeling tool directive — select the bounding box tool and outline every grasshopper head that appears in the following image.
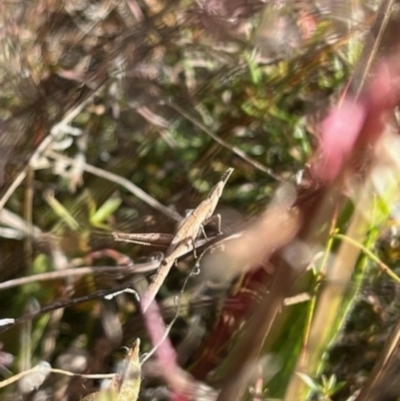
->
[221,168,234,184]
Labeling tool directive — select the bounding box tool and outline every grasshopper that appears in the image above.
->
[140,168,234,312]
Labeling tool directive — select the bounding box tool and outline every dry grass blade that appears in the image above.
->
[112,340,141,401]
[350,0,396,99]
[354,317,400,401]
[0,135,52,212]
[169,102,281,181]
[45,150,182,222]
[0,257,161,291]
[80,341,141,400]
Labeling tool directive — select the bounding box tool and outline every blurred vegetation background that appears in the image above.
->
[1,0,400,400]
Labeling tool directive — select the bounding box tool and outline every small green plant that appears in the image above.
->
[297,373,345,401]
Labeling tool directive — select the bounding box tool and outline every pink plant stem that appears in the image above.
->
[314,56,400,184]
[141,301,190,400]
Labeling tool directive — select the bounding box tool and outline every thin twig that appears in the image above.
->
[0,83,106,212]
[169,102,282,181]
[0,282,142,333]
[142,244,208,366]
[0,365,116,390]
[0,259,161,291]
[350,0,395,99]
[0,136,52,212]
[45,150,182,222]
[140,258,204,398]
[354,315,400,401]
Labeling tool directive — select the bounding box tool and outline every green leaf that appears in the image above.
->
[89,195,122,228]
[297,372,320,392]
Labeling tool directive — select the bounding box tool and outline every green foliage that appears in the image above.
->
[297,373,346,400]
